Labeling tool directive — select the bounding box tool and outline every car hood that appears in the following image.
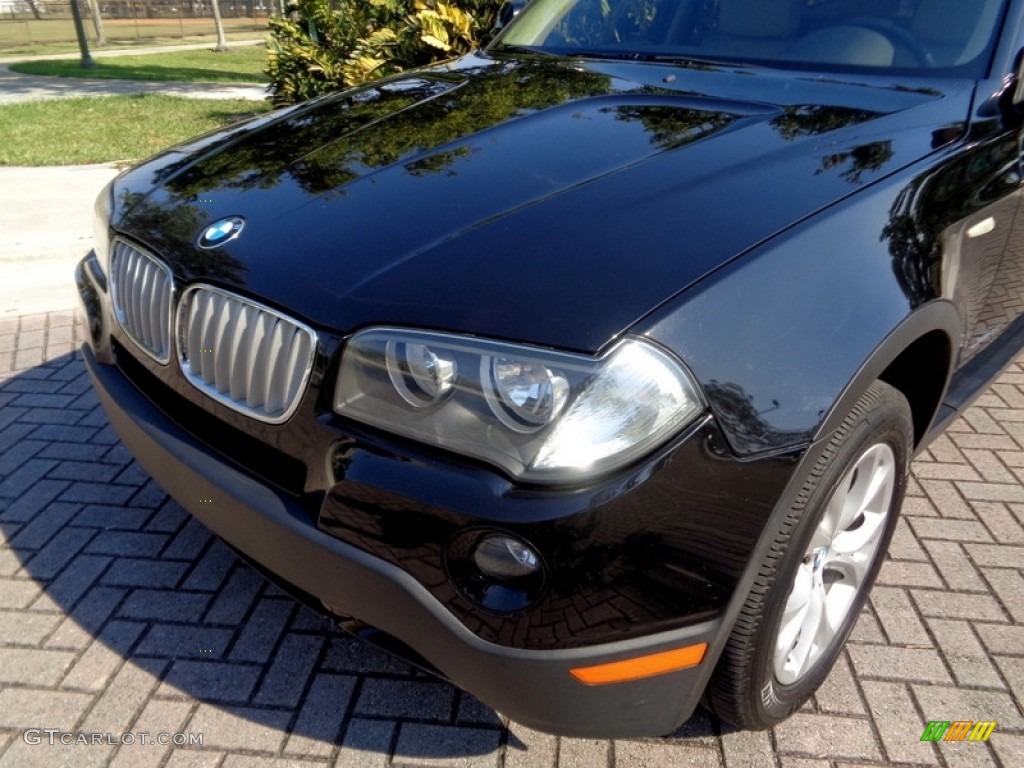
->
[112,54,974,352]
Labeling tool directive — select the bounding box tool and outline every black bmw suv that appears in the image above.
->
[77,0,1023,737]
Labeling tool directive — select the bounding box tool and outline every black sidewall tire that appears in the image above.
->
[710,381,913,728]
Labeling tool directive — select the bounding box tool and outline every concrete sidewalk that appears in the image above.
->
[0,39,265,66]
[0,42,269,313]
[0,39,269,104]
[0,64,268,104]
[0,164,119,317]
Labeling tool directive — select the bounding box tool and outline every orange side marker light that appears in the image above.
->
[569,643,708,685]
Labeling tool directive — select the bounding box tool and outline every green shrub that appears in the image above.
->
[267,0,503,106]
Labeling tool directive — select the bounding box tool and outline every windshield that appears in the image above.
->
[494,0,1008,78]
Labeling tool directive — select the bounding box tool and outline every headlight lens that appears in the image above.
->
[385,341,457,408]
[484,358,570,432]
[92,179,114,277]
[335,328,704,483]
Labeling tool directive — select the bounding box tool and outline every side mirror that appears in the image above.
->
[494,0,527,33]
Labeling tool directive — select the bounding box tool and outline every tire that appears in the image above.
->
[706,380,913,729]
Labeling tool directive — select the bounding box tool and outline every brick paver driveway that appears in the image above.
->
[0,309,1021,767]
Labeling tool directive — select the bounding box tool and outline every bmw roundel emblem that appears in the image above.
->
[198,216,245,249]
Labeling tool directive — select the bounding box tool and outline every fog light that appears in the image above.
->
[472,535,541,581]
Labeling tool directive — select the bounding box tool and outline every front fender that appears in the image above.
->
[641,161,963,456]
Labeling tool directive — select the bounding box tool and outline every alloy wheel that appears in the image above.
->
[773,443,896,685]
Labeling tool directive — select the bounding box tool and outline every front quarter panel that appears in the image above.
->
[642,131,1018,455]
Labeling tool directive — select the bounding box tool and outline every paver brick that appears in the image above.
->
[392,724,502,768]
[0,608,61,645]
[974,622,1024,655]
[911,683,1024,730]
[859,681,937,765]
[7,501,79,549]
[917,479,976,519]
[456,694,503,728]
[254,632,325,707]
[162,748,228,768]
[983,567,1024,624]
[228,598,294,664]
[108,699,194,768]
[101,558,187,588]
[157,659,262,702]
[222,758,330,768]
[875,559,943,588]
[161,518,212,561]
[0,687,93,730]
[335,718,396,768]
[136,624,234,659]
[886,518,927,561]
[202,565,263,624]
[43,555,114,609]
[282,673,356,758]
[920,539,987,591]
[910,589,1008,622]
[773,714,882,761]
[991,732,1024,768]
[84,531,169,557]
[0,576,43,608]
[185,703,290,753]
[0,437,46,476]
[0,736,114,768]
[964,542,1024,567]
[0,646,76,685]
[322,634,416,676]
[0,458,58,498]
[356,679,456,721]
[60,481,135,505]
[907,517,994,542]
[555,739,609,768]
[74,504,152,531]
[869,586,931,646]
[23,526,96,579]
[927,618,1006,689]
[814,651,866,716]
[994,654,1024,705]
[718,728,775,768]
[847,645,953,684]
[118,590,210,622]
[18,406,86,426]
[81,658,168,733]
[974,501,1024,543]
[61,620,146,691]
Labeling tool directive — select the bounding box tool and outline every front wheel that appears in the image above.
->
[707,380,913,728]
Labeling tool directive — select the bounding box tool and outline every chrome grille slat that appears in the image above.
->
[177,285,316,424]
[109,240,173,364]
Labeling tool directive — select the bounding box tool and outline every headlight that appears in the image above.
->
[92,179,114,277]
[334,328,705,483]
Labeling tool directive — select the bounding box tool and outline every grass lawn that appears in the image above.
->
[9,44,269,84]
[0,94,272,166]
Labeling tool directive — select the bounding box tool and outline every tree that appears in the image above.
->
[266,0,503,105]
[211,0,230,52]
[87,0,108,46]
[23,0,43,20]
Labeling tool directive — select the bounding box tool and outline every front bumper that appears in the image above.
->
[82,338,726,736]
[75,249,794,736]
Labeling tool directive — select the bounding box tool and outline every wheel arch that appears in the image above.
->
[813,300,960,452]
